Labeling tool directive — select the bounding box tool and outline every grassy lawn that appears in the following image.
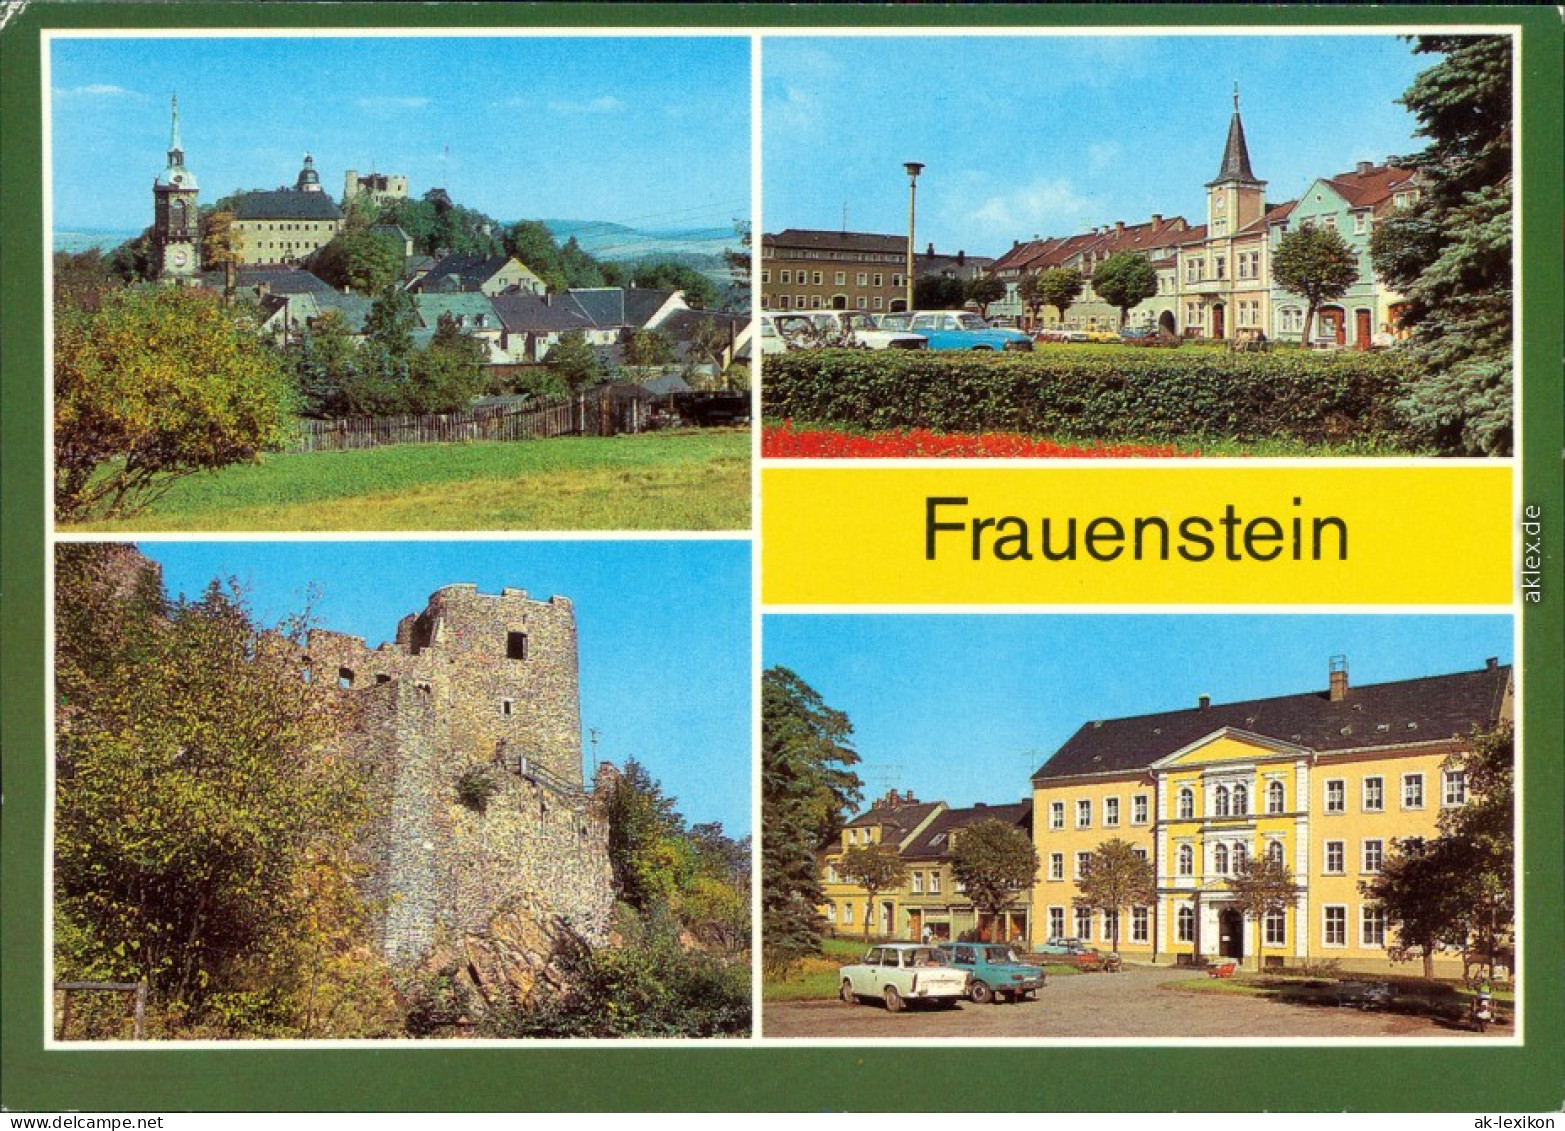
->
[764,937,869,1002]
[63,430,750,533]
[1166,971,1509,1022]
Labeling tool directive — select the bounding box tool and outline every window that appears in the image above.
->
[1077,800,1092,828]
[760,270,770,284]
[1214,786,1230,817]
[1132,795,1149,825]
[1324,841,1345,874]
[1443,768,1467,807]
[872,296,884,311]
[500,698,513,717]
[1264,909,1286,947]
[1232,783,1248,816]
[337,667,354,690]
[1131,906,1150,944]
[1049,801,1065,831]
[1232,842,1247,871]
[1075,851,1091,879]
[506,631,528,660]
[1185,301,1200,327]
[844,902,854,926]
[1353,212,1368,235]
[779,270,790,284]
[1238,250,1260,279]
[1185,258,1204,284]
[1266,840,1285,866]
[811,271,823,285]
[1362,839,1383,874]
[1075,908,1093,941]
[1264,780,1285,814]
[856,272,867,286]
[1402,773,1425,809]
[1177,906,1195,943]
[910,871,923,894]
[1049,907,1066,938]
[929,870,940,894]
[794,295,805,309]
[1214,255,1227,280]
[1133,847,1149,862]
[825,902,836,923]
[1104,797,1120,827]
[1177,845,1194,876]
[1213,844,1229,874]
[834,271,846,285]
[826,862,838,883]
[1049,853,1064,881]
[1102,910,1118,944]
[1362,905,1386,947]
[856,296,867,311]
[1278,306,1303,334]
[1178,787,1195,820]
[1363,777,1385,812]
[1325,779,1346,814]
[1324,906,1347,947]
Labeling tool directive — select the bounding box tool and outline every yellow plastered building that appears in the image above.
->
[1031,658,1512,974]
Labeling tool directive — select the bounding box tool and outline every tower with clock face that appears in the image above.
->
[152,94,201,283]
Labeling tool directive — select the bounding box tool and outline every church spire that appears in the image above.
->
[168,92,184,166]
[1209,83,1260,186]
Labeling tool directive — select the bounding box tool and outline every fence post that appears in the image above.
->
[133,981,147,1040]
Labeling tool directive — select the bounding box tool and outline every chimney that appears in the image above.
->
[1012,239,1020,249]
[1115,220,1125,234]
[1329,654,1349,702]
[1486,657,1499,671]
[957,250,966,266]
[926,241,935,258]
[974,802,987,809]
[1198,694,1210,710]
[1151,213,1163,228]
[1356,160,1373,175]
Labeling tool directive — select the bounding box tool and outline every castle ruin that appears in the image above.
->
[302,584,614,969]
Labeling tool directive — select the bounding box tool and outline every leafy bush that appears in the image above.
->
[762,348,1425,450]
[455,765,501,813]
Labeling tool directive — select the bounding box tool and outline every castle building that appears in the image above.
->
[1030,658,1512,975]
[230,155,345,267]
[151,94,201,284]
[343,169,411,208]
[298,583,613,968]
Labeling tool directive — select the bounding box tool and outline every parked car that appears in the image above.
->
[1038,937,1099,957]
[935,942,1046,1004]
[805,310,928,350]
[1037,937,1106,970]
[905,310,1034,351]
[839,943,970,1012]
[1119,325,1157,341]
[757,311,830,355]
[1033,327,1088,344]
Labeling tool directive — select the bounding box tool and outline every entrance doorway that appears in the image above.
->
[1355,308,1373,349]
[1159,310,1177,337]
[1211,303,1225,340]
[1320,306,1346,346]
[1218,909,1245,960]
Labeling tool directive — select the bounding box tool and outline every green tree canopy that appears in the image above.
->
[601,759,694,913]
[1034,266,1085,326]
[54,286,295,521]
[1226,853,1297,971]
[964,274,1006,318]
[837,843,907,942]
[631,261,718,309]
[761,666,862,975]
[1271,224,1359,344]
[407,312,489,412]
[1090,253,1158,327]
[1369,35,1513,455]
[547,329,603,392]
[1073,838,1155,954]
[949,819,1040,944]
[623,328,678,372]
[311,228,405,295]
[913,274,967,310]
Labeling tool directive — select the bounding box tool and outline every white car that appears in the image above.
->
[805,310,928,351]
[838,943,970,1012]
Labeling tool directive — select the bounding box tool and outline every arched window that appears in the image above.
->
[1178,787,1195,820]
[1214,843,1229,874]
[1177,845,1194,876]
[1232,842,1248,871]
[170,199,187,233]
[1177,906,1195,943]
[1232,783,1248,816]
[1267,780,1286,814]
[1214,785,1230,817]
[1266,840,1285,866]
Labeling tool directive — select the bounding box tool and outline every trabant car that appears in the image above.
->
[839,943,970,1012]
[906,311,1033,351]
[803,310,928,350]
[935,942,1046,1004]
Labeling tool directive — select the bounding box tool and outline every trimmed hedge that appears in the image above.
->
[761,348,1422,448]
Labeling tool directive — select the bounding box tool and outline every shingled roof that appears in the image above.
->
[233,190,343,221]
[764,229,908,255]
[1033,661,1512,784]
[901,801,1032,862]
[843,789,944,848]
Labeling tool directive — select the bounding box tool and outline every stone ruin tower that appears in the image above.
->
[302,584,614,971]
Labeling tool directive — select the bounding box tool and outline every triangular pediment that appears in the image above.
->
[1150,727,1310,771]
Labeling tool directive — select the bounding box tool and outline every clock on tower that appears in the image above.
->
[152,94,201,283]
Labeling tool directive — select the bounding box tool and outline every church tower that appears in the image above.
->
[1205,87,1266,237]
[152,94,201,283]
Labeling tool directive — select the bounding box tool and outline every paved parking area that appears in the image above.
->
[763,963,1506,1040]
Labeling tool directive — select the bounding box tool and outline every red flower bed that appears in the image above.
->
[761,422,1196,459]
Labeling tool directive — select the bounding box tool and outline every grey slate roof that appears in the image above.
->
[1033,663,1512,784]
[902,801,1032,862]
[198,266,341,298]
[489,293,596,334]
[416,254,513,292]
[843,800,944,843]
[233,190,343,221]
[765,229,908,255]
[1210,103,1263,187]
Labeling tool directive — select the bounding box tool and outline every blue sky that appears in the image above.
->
[763,614,1514,813]
[763,34,1435,256]
[49,35,751,234]
[130,540,753,837]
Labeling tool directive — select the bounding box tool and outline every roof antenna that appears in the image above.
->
[1233,81,1240,113]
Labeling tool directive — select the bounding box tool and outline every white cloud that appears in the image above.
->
[547,95,625,115]
[766,85,819,137]
[1088,142,1122,174]
[963,177,1097,245]
[53,83,139,99]
[353,96,430,111]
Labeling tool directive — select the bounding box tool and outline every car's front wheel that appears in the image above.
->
[840,979,858,1006]
[970,980,994,1005]
[883,986,905,1013]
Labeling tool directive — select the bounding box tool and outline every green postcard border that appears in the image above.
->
[3,2,1562,1113]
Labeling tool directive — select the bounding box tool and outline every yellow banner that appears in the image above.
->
[762,466,1512,605]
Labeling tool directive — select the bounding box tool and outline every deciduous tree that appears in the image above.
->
[547,329,603,392]
[1272,225,1359,345]
[964,274,1006,319]
[837,844,907,942]
[1034,266,1085,327]
[311,228,405,295]
[1226,853,1297,971]
[631,261,718,310]
[950,819,1040,944]
[1073,838,1154,955]
[54,286,295,521]
[1090,253,1158,327]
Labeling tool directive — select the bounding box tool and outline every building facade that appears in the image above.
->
[151,95,201,284]
[231,155,345,267]
[1031,659,1512,974]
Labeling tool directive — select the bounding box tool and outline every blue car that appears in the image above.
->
[935,942,1047,1004]
[904,311,1034,352]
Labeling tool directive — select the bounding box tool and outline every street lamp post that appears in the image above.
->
[903,161,924,312]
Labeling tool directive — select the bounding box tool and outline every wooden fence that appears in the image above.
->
[292,389,650,453]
